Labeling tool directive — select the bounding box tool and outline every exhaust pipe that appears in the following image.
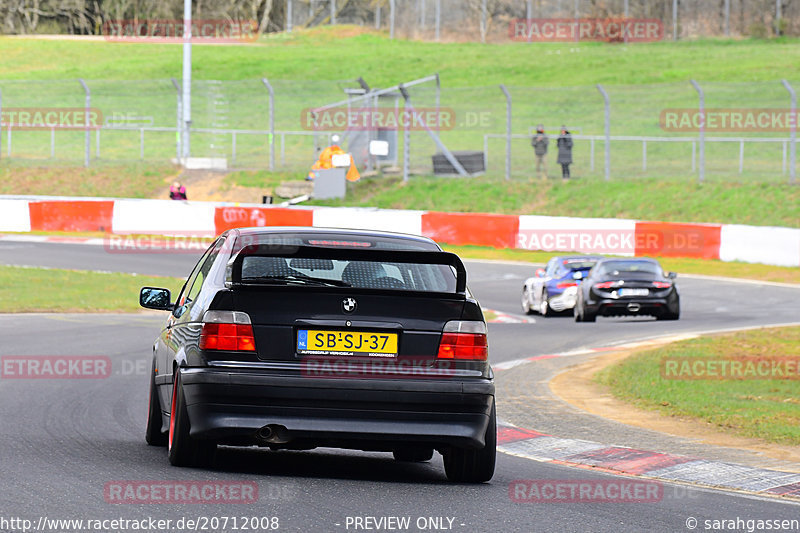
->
[255,424,291,444]
[627,303,641,312]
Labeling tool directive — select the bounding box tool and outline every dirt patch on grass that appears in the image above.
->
[158,170,267,203]
[300,25,379,40]
[550,345,800,470]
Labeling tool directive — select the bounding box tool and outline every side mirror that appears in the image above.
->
[140,287,173,311]
[535,268,546,278]
[667,272,677,279]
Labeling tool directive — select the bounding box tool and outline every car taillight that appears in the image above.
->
[437,321,488,361]
[594,281,617,289]
[556,282,578,289]
[652,281,672,289]
[199,311,256,352]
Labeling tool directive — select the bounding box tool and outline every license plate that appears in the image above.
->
[619,288,649,297]
[297,330,398,357]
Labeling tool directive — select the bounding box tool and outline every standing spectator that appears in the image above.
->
[557,126,573,180]
[531,124,549,180]
[169,181,187,200]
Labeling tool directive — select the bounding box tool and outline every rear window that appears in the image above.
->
[233,234,457,292]
[240,256,457,292]
[595,260,662,276]
[557,260,597,275]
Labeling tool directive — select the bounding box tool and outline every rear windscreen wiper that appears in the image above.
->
[240,275,352,287]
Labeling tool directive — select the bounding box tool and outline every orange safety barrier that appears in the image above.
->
[634,222,721,259]
[214,206,313,234]
[422,212,520,249]
[28,201,114,233]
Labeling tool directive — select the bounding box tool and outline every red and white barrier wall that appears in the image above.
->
[1,196,798,267]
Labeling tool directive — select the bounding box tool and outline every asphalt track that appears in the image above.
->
[1,240,799,532]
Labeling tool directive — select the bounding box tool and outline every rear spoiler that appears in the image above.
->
[226,244,467,294]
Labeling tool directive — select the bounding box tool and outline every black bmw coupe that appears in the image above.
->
[140,227,495,482]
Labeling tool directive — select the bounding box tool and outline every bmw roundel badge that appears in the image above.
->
[342,298,357,313]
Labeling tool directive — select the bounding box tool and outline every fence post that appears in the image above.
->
[78,79,90,167]
[782,141,787,174]
[673,0,678,40]
[623,0,629,44]
[287,0,293,32]
[330,0,336,24]
[171,78,182,161]
[724,0,730,36]
[596,84,610,181]
[739,140,744,174]
[690,79,705,183]
[775,0,782,35]
[51,128,55,158]
[182,0,192,160]
[390,0,395,39]
[781,79,796,184]
[232,132,237,164]
[96,129,100,159]
[420,0,426,29]
[642,140,647,171]
[0,87,3,161]
[435,0,441,40]
[499,85,511,180]
[403,121,410,182]
[480,0,487,43]
[435,72,441,134]
[261,78,276,170]
[526,0,533,42]
[691,141,696,171]
[375,4,381,29]
[140,128,144,160]
[590,137,594,171]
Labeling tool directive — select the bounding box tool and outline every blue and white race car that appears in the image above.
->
[521,255,603,317]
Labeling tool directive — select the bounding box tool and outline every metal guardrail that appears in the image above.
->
[4,121,799,177]
[3,125,337,166]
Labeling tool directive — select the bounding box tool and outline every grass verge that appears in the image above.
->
[0,162,179,198]
[595,327,800,446]
[0,265,183,313]
[2,31,799,85]
[304,176,800,228]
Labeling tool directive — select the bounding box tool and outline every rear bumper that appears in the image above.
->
[548,287,578,312]
[178,367,494,449]
[588,297,676,317]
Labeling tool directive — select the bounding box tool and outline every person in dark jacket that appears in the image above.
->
[169,181,187,200]
[531,124,549,179]
[557,126,573,179]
